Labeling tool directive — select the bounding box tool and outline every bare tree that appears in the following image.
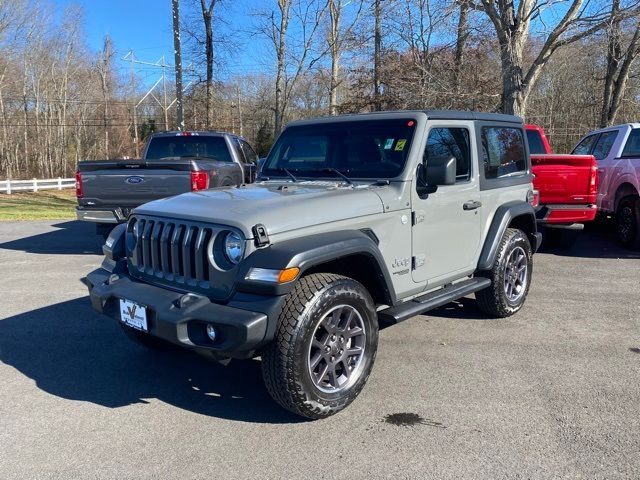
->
[600,0,640,126]
[96,35,114,158]
[373,0,382,111]
[327,0,363,115]
[262,0,327,135]
[199,0,218,128]
[474,0,640,116]
[453,0,470,91]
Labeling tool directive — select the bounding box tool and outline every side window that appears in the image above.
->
[592,131,618,161]
[240,140,259,164]
[424,127,471,182]
[572,134,598,155]
[621,129,640,157]
[481,127,526,180]
[526,129,546,155]
[231,138,246,163]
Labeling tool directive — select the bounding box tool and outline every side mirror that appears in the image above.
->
[425,156,457,186]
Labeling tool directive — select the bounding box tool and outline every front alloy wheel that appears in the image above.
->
[308,304,367,393]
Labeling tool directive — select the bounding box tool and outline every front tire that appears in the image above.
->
[616,197,640,249]
[261,273,378,419]
[476,228,533,318]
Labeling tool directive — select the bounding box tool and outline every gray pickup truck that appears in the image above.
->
[84,110,541,419]
[76,131,259,238]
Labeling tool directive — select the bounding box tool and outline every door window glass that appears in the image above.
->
[481,127,526,179]
[592,131,618,160]
[621,129,640,157]
[240,140,259,164]
[424,128,471,182]
[572,134,598,155]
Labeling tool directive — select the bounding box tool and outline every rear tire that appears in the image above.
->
[476,228,533,318]
[616,197,640,249]
[261,273,378,420]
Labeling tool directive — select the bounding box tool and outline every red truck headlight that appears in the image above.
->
[190,171,210,191]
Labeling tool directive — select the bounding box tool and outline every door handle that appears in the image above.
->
[463,200,482,210]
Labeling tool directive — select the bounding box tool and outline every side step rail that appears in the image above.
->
[377,277,491,324]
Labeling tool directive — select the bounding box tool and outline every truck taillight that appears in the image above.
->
[527,189,540,208]
[589,164,599,196]
[75,170,83,198]
[191,171,210,191]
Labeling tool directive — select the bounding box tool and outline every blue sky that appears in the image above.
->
[52,0,272,83]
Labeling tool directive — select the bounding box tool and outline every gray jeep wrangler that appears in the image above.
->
[84,111,541,419]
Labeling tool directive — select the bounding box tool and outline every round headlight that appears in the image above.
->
[223,231,245,264]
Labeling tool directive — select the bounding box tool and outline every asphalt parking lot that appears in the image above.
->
[0,220,639,479]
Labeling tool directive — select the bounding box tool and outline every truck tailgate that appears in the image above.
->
[78,160,193,207]
[532,154,597,205]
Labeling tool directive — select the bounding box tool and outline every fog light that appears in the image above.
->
[206,324,217,342]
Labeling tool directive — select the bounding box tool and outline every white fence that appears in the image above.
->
[0,177,75,194]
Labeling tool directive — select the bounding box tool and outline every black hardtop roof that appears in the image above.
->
[287,109,523,127]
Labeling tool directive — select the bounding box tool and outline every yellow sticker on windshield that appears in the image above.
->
[395,139,407,151]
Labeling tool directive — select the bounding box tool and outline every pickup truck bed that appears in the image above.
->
[532,153,598,224]
[526,124,598,228]
[76,131,259,229]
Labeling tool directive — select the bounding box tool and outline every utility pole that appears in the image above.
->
[161,55,169,130]
[172,0,185,131]
[128,51,140,157]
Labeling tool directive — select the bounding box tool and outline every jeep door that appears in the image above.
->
[411,122,482,284]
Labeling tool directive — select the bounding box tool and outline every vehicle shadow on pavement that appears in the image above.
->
[538,225,640,260]
[0,297,303,424]
[0,221,103,255]
[425,298,493,321]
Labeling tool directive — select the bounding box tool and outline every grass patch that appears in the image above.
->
[0,189,77,220]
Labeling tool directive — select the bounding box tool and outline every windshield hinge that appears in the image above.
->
[252,224,270,247]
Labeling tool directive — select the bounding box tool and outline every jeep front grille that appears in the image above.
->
[129,216,216,285]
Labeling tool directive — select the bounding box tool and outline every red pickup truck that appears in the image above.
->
[526,124,599,243]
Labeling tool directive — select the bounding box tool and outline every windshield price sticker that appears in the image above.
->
[395,139,407,151]
[384,138,394,150]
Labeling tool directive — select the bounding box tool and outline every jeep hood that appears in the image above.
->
[133,182,385,237]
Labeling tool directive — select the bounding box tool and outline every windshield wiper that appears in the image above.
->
[320,168,353,184]
[272,167,298,182]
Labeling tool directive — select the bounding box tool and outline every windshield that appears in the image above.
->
[262,119,417,180]
[146,136,232,162]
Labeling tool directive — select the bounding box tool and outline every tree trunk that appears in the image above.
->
[274,2,290,136]
[328,0,341,116]
[453,0,469,92]
[373,0,382,111]
[200,0,216,129]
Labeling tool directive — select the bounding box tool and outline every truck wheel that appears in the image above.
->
[120,325,173,351]
[476,228,533,318]
[616,197,640,249]
[220,178,233,187]
[261,273,378,419]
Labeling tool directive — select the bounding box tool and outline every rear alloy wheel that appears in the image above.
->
[261,273,378,419]
[476,228,533,318]
[616,197,640,249]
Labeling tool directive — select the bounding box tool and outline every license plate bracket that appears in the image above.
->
[119,298,148,332]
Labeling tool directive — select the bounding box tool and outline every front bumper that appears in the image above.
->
[84,268,270,359]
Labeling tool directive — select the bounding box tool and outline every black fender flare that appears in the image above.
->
[235,230,397,304]
[477,201,540,270]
